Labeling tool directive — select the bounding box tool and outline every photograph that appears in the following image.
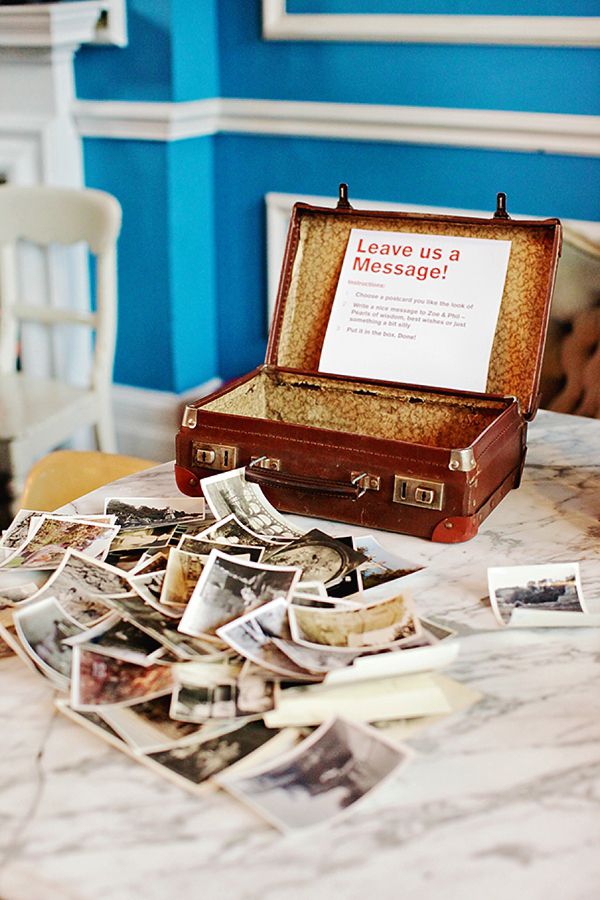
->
[488,562,587,625]
[217,598,323,681]
[0,516,120,570]
[23,548,133,626]
[128,570,181,618]
[289,591,421,649]
[160,547,209,610]
[352,536,424,590]
[106,523,177,557]
[178,550,301,639]
[99,693,207,753]
[141,719,282,795]
[70,645,174,710]
[215,715,413,832]
[262,529,368,587]
[194,513,275,550]
[170,656,275,722]
[200,468,305,540]
[104,496,206,528]
[100,592,219,661]
[178,533,263,562]
[66,614,166,665]
[13,595,87,689]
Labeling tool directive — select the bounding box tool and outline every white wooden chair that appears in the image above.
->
[0,185,122,504]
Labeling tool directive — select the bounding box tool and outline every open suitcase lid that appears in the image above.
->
[266,185,562,421]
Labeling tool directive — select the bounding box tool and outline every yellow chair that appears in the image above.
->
[18,450,157,512]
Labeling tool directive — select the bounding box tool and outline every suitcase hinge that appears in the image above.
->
[449,448,476,472]
[351,472,380,496]
[250,455,281,471]
[182,405,198,428]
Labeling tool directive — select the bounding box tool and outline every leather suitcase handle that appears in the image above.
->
[245,466,362,500]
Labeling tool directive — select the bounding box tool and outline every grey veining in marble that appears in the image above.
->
[1,409,600,900]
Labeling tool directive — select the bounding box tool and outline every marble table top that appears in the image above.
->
[1,408,600,900]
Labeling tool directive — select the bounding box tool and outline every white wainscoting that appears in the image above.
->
[262,0,600,47]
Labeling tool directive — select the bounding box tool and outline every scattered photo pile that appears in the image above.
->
[0,467,463,830]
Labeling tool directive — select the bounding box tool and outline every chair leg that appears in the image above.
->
[95,402,118,454]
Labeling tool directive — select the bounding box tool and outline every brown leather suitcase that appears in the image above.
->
[175,186,561,543]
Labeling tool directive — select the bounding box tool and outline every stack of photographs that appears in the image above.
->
[0,468,464,830]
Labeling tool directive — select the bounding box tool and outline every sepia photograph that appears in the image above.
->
[289,591,421,649]
[195,513,275,550]
[488,562,587,625]
[70,645,174,710]
[200,469,305,541]
[13,595,86,689]
[160,547,208,610]
[178,550,301,639]
[216,715,413,831]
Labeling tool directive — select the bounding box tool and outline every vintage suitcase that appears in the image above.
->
[175,186,561,543]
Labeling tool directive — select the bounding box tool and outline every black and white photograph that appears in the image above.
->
[140,719,281,795]
[353,535,424,590]
[107,523,177,557]
[216,598,323,681]
[216,715,413,832]
[128,569,178,618]
[178,550,301,638]
[178,533,263,562]
[289,591,421,649]
[0,516,120,571]
[104,496,206,528]
[170,656,275,722]
[488,562,587,626]
[195,513,275,550]
[70,645,174,710]
[99,693,208,753]
[66,615,166,665]
[262,529,368,587]
[13,595,87,689]
[200,468,305,540]
[24,548,132,626]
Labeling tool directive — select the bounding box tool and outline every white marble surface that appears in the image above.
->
[1,408,600,900]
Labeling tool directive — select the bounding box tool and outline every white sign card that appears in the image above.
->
[318,228,512,392]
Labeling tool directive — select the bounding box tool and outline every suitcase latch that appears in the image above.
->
[393,475,445,510]
[192,442,238,470]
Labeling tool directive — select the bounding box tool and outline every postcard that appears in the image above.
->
[200,468,305,541]
[70,645,174,710]
[104,497,206,528]
[178,550,301,639]
[216,715,414,832]
[488,562,588,626]
[0,516,120,570]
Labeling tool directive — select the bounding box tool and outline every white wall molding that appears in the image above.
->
[0,0,127,49]
[73,96,600,158]
[262,0,600,47]
[73,98,221,142]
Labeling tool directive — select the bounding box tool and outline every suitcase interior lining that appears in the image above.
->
[273,211,558,416]
[203,369,508,449]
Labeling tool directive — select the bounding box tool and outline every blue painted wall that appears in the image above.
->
[75,0,600,390]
